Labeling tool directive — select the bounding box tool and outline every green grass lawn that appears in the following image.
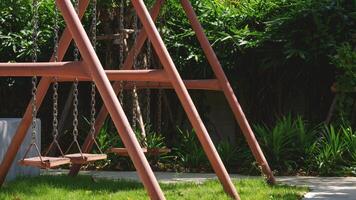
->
[0,175,307,200]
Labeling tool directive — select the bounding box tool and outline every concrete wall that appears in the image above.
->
[0,118,41,182]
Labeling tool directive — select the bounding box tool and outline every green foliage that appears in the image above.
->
[308,124,356,175]
[163,0,354,69]
[332,43,356,90]
[253,115,315,174]
[173,128,240,172]
[173,129,209,171]
[216,139,239,168]
[135,125,167,149]
[0,0,61,61]
[161,0,355,124]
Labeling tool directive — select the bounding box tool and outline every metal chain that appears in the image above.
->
[32,0,39,63]
[31,76,38,144]
[90,82,96,139]
[73,0,79,61]
[119,0,124,67]
[119,0,125,105]
[157,89,162,134]
[52,79,59,144]
[31,0,39,145]
[53,4,59,62]
[145,40,151,124]
[91,0,97,51]
[51,0,60,152]
[131,12,139,129]
[72,78,79,142]
[90,0,97,140]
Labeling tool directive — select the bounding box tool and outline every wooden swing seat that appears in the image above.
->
[65,153,107,164]
[110,147,171,157]
[18,156,71,169]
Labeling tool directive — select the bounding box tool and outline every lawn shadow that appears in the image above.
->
[1,175,145,196]
[1,175,199,198]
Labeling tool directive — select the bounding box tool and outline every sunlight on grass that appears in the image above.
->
[0,175,307,200]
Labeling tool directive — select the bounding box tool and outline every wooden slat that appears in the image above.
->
[65,153,107,164]
[18,156,71,169]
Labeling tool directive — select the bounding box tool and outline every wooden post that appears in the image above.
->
[180,0,275,184]
[68,0,165,176]
[132,0,240,199]
[56,0,165,199]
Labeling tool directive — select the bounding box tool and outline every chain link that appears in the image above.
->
[73,0,79,61]
[72,78,79,141]
[90,82,96,139]
[119,0,125,105]
[131,11,139,129]
[31,0,39,144]
[52,79,59,141]
[53,4,59,62]
[52,0,60,147]
[89,0,97,139]
[31,76,38,144]
[157,89,162,134]
[32,0,39,62]
[91,0,97,50]
[145,40,151,124]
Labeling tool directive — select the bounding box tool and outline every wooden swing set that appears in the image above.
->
[0,0,275,199]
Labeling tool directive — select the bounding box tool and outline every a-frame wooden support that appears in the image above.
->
[0,0,274,199]
[69,0,275,184]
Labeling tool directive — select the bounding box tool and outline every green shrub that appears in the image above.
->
[253,115,314,174]
[333,43,356,90]
[307,123,356,176]
[216,139,239,169]
[173,129,209,172]
[173,128,240,172]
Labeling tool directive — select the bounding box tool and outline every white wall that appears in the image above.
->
[0,118,41,182]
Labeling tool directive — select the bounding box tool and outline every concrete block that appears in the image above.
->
[0,118,41,182]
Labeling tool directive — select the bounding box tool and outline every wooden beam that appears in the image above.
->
[123,79,221,91]
[0,62,85,78]
[0,63,170,82]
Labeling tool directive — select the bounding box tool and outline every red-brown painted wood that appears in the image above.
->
[56,0,165,199]
[68,0,165,177]
[0,0,91,186]
[132,0,240,199]
[180,0,275,184]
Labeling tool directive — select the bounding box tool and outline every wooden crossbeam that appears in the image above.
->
[0,63,168,82]
[0,62,84,77]
[122,79,221,91]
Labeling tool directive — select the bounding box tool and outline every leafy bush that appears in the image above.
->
[173,129,209,172]
[172,128,241,172]
[333,43,356,90]
[308,124,356,176]
[0,0,61,61]
[161,0,355,124]
[253,115,315,174]
[216,139,239,169]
